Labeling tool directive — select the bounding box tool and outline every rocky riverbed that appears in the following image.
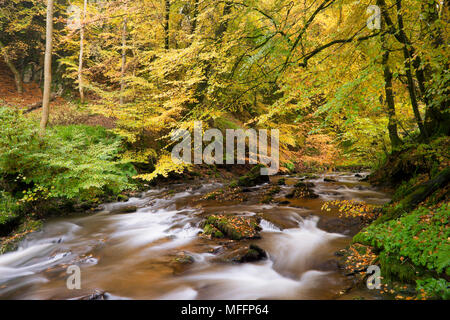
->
[0,172,390,299]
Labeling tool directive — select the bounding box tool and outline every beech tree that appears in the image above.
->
[40,0,55,136]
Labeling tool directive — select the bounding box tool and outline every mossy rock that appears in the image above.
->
[236,164,270,187]
[286,183,319,199]
[294,181,314,188]
[202,223,225,238]
[117,194,129,202]
[174,254,195,264]
[202,215,261,240]
[212,244,267,263]
[261,195,273,204]
[277,178,286,185]
[240,244,267,262]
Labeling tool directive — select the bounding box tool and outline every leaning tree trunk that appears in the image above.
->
[78,0,87,103]
[40,0,54,136]
[0,40,23,94]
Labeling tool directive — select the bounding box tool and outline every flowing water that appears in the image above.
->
[0,173,390,300]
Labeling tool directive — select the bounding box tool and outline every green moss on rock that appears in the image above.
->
[202,214,261,240]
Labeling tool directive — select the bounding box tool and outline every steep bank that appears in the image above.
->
[348,137,450,300]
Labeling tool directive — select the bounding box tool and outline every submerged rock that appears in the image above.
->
[324,176,337,182]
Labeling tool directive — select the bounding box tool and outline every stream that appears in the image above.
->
[0,173,390,300]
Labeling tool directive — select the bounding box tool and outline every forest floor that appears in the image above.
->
[0,63,115,128]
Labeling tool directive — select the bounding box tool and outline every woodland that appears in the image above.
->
[0,0,448,300]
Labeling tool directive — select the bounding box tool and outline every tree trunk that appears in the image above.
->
[78,0,87,103]
[395,0,427,139]
[422,0,450,136]
[120,14,127,105]
[381,31,402,148]
[164,0,170,50]
[191,0,199,35]
[40,0,54,136]
[0,40,23,94]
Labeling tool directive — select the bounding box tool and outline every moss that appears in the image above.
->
[268,186,281,195]
[374,167,450,225]
[214,230,224,238]
[379,251,421,283]
[0,218,43,254]
[203,215,261,240]
[174,255,195,264]
[229,181,238,188]
[287,182,318,199]
[203,189,224,200]
[117,194,129,202]
[237,164,269,187]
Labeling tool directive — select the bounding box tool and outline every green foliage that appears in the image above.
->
[282,161,295,173]
[0,191,21,225]
[391,175,422,202]
[355,204,450,274]
[416,278,450,300]
[0,107,135,202]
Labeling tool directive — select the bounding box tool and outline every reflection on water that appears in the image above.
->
[0,173,389,300]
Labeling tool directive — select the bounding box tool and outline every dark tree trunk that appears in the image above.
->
[164,0,170,50]
[381,32,402,148]
[422,0,450,136]
[378,0,449,138]
[191,0,199,35]
[395,0,427,139]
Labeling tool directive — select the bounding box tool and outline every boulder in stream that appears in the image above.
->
[236,164,270,187]
[110,205,138,214]
[201,215,261,240]
[213,244,267,263]
[286,182,319,199]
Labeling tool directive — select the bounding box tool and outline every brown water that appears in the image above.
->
[0,173,390,300]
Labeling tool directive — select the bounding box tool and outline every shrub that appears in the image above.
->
[416,278,450,300]
[0,191,21,225]
[0,107,135,203]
